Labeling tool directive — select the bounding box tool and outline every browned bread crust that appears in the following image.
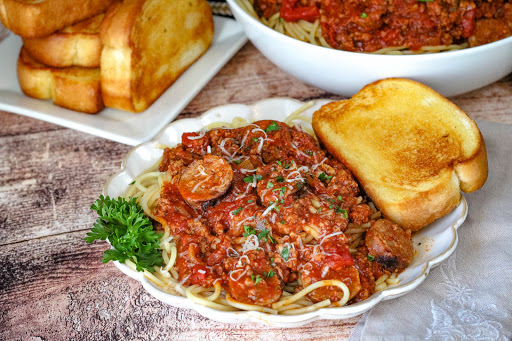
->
[0,0,116,38]
[21,13,106,68]
[312,78,488,231]
[99,0,214,112]
[17,47,103,114]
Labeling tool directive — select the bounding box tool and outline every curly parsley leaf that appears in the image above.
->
[85,195,163,272]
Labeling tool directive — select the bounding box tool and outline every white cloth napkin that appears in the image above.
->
[349,119,512,341]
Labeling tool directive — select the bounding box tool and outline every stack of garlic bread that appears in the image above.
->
[313,78,488,231]
[1,0,214,114]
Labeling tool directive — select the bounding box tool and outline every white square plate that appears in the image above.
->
[0,16,247,145]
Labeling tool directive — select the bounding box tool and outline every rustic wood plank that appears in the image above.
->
[0,231,358,340]
[0,128,131,245]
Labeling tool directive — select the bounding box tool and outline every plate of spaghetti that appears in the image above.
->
[225,0,512,97]
[100,98,467,327]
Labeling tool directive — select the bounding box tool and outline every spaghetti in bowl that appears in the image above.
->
[103,98,468,327]
[226,0,512,97]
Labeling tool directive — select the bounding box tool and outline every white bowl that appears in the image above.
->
[103,98,468,327]
[226,0,512,97]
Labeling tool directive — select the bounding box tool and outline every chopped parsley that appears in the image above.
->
[281,246,290,261]
[305,150,314,156]
[318,172,333,181]
[244,174,263,183]
[265,270,275,278]
[233,160,243,164]
[232,207,243,216]
[361,12,367,18]
[243,225,257,237]
[336,206,348,218]
[276,160,282,166]
[276,175,285,182]
[267,181,274,189]
[258,229,275,243]
[129,180,136,185]
[251,274,263,284]
[367,254,375,262]
[280,220,286,224]
[273,186,286,197]
[338,195,343,202]
[265,121,280,133]
[252,137,260,142]
[284,162,292,169]
[248,200,253,203]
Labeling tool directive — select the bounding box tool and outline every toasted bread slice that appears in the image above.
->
[99,0,214,112]
[21,12,106,68]
[0,0,116,38]
[17,47,103,114]
[312,78,488,231]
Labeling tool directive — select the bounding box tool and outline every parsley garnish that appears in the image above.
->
[265,121,280,132]
[284,162,292,169]
[367,254,375,262]
[267,181,274,189]
[252,137,260,142]
[318,173,333,181]
[281,246,290,261]
[85,195,163,273]
[335,206,348,218]
[276,176,285,182]
[361,12,367,18]
[248,200,253,203]
[280,220,286,224]
[258,229,275,243]
[265,270,275,278]
[338,195,343,202]
[129,180,136,185]
[243,225,257,237]
[232,207,243,215]
[305,150,314,156]
[273,186,286,197]
[276,160,282,166]
[234,160,243,164]
[251,274,263,284]
[244,174,263,183]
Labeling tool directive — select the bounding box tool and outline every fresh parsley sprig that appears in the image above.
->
[85,195,163,273]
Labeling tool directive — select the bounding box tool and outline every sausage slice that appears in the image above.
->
[178,154,233,204]
[365,219,413,270]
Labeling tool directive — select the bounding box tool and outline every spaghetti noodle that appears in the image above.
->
[123,104,414,314]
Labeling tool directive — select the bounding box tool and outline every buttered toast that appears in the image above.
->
[100,0,214,112]
[312,78,488,231]
[22,13,106,68]
[17,48,103,114]
[0,0,116,38]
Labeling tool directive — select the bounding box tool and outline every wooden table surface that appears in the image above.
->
[1,42,511,341]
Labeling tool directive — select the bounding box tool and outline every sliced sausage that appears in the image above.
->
[365,219,413,270]
[178,154,233,204]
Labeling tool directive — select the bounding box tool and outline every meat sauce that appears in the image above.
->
[253,0,512,52]
[154,121,413,307]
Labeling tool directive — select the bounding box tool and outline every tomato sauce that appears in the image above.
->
[253,0,512,52]
[154,121,413,307]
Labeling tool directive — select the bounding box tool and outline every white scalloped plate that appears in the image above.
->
[103,98,468,327]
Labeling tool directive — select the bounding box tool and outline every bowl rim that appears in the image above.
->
[226,0,512,60]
